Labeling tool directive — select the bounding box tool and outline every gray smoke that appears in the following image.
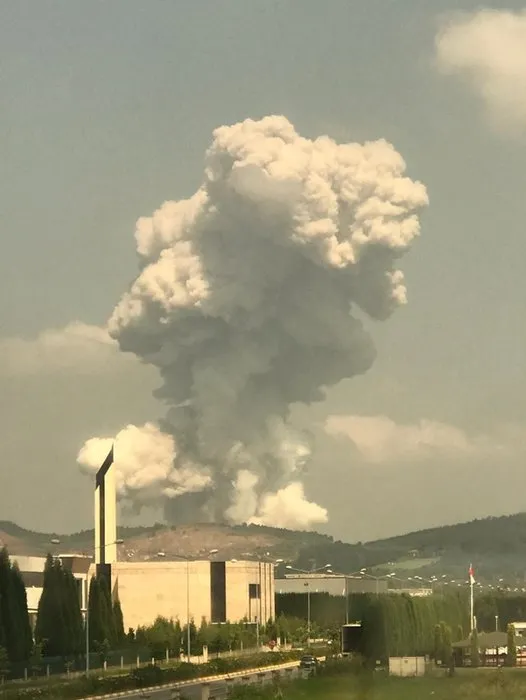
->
[77,115,428,530]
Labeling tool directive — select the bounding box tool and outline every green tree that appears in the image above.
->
[507,623,517,667]
[433,624,443,663]
[113,598,125,644]
[10,562,33,661]
[0,550,32,663]
[30,642,44,677]
[87,573,126,652]
[440,622,452,666]
[87,575,107,650]
[0,645,9,680]
[35,554,84,657]
[470,628,479,668]
[63,568,83,655]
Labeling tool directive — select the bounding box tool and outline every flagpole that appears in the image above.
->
[469,563,474,633]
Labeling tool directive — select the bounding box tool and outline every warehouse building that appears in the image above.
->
[90,456,275,630]
[97,559,275,631]
[275,573,388,595]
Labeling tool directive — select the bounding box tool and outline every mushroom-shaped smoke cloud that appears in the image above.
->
[77,115,428,530]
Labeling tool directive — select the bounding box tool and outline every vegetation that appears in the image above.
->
[470,628,479,668]
[228,669,526,700]
[87,571,125,652]
[278,590,468,661]
[35,554,84,657]
[8,511,526,580]
[433,621,454,666]
[0,547,32,664]
[135,614,295,659]
[475,592,526,631]
[0,650,302,700]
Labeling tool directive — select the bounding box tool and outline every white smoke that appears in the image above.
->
[77,423,212,508]
[77,115,428,530]
[435,10,526,134]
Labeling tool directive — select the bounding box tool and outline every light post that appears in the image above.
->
[326,567,367,624]
[254,552,283,646]
[160,548,218,662]
[285,564,331,643]
[358,570,383,594]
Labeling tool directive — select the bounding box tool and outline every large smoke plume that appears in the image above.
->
[77,115,428,530]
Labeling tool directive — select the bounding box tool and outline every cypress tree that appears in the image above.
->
[0,549,32,663]
[0,549,15,661]
[433,624,442,662]
[35,554,82,657]
[470,628,479,668]
[100,578,116,645]
[440,622,452,666]
[87,573,118,650]
[87,576,104,650]
[113,598,125,644]
[0,591,5,650]
[507,623,517,667]
[63,568,83,655]
[10,563,32,662]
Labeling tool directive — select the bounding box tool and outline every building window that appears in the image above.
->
[249,583,261,599]
[210,561,226,623]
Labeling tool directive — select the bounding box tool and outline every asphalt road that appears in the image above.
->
[129,665,306,700]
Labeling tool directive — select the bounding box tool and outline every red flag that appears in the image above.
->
[469,564,475,585]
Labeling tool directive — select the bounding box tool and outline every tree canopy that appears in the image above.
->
[34,554,83,657]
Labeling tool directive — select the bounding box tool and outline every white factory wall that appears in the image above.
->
[101,560,275,630]
[11,555,47,573]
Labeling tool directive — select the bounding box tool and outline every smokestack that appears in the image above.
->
[94,445,117,577]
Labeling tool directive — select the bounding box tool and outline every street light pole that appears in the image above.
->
[186,559,191,662]
[163,549,218,662]
[306,583,311,640]
[285,563,330,643]
[345,577,349,625]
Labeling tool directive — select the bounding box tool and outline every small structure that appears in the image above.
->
[389,657,425,677]
[452,631,526,667]
[341,623,362,655]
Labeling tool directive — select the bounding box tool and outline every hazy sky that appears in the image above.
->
[2,0,526,541]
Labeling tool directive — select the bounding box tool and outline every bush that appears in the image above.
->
[0,650,302,700]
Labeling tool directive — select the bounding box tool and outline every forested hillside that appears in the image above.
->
[3,512,526,581]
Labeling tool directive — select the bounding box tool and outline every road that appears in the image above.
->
[119,664,306,700]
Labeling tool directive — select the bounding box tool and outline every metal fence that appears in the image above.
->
[5,644,289,682]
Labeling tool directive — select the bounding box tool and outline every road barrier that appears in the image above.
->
[82,657,326,700]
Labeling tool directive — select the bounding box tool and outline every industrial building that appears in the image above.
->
[12,554,91,626]
[104,559,274,630]
[91,449,275,630]
[275,573,388,596]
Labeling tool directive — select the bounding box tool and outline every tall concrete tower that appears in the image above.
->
[94,446,117,579]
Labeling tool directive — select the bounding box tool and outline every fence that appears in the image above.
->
[5,644,292,682]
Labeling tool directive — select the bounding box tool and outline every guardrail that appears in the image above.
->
[83,657,327,700]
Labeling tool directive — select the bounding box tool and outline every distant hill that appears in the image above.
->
[2,512,526,582]
[293,513,526,583]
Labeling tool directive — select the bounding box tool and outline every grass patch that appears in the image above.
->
[378,557,440,572]
[229,668,526,699]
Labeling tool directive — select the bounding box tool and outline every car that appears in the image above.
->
[299,654,318,670]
